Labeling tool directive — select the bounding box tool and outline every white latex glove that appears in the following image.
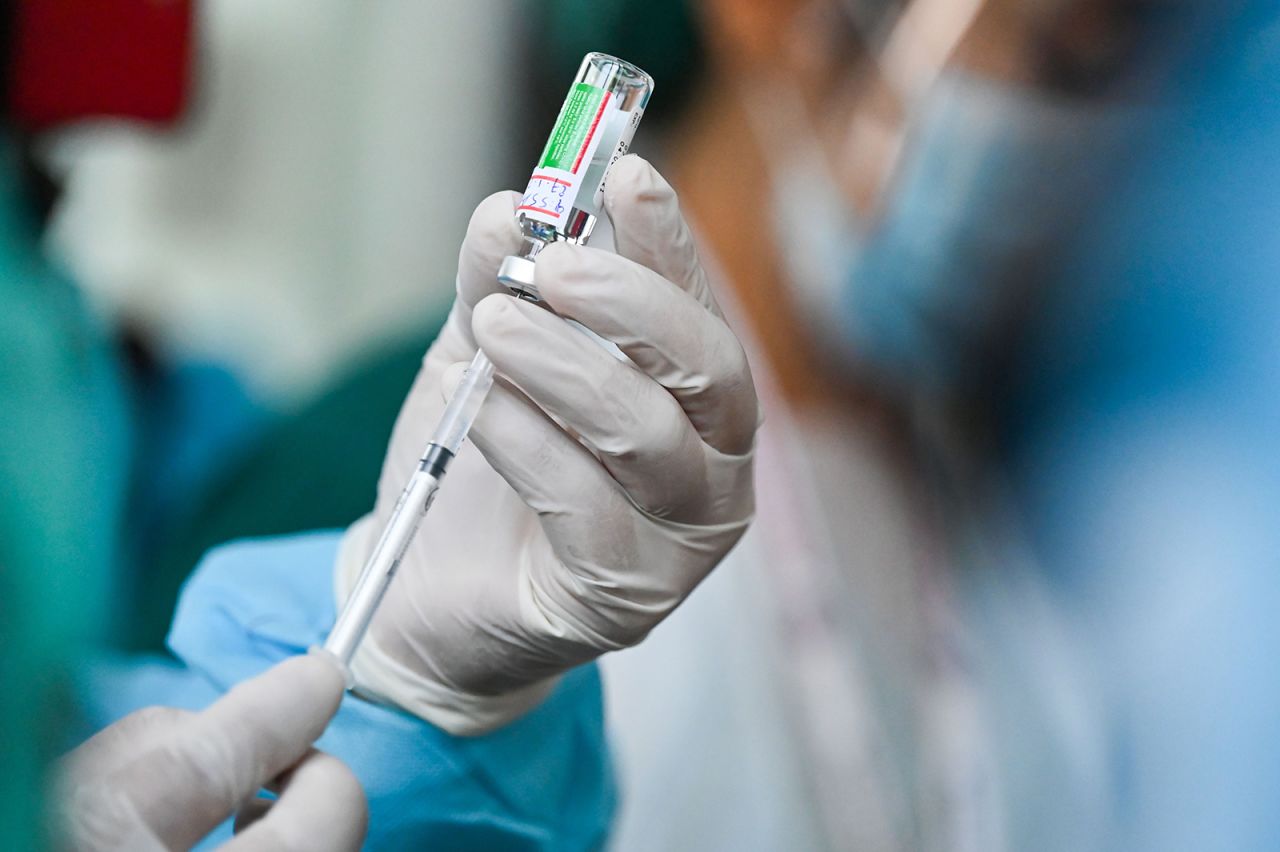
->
[58,654,367,851]
[336,155,759,735]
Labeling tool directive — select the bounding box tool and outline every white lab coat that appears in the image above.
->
[600,250,1107,851]
[599,254,983,852]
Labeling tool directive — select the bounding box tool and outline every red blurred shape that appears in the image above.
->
[9,0,195,130]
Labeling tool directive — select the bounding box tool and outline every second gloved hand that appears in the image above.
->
[59,653,366,851]
[336,155,759,734]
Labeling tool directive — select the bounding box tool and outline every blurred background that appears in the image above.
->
[4,0,1279,849]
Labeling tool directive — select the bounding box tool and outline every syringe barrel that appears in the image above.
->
[324,467,441,669]
[501,53,654,299]
[430,350,496,456]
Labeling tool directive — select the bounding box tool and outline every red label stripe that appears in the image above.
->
[517,204,562,218]
[571,90,611,175]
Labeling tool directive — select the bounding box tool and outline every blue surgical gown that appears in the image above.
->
[78,533,615,850]
[1000,5,1280,849]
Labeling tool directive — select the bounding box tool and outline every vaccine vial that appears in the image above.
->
[497,53,654,300]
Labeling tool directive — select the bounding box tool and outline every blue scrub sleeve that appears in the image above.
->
[79,532,616,851]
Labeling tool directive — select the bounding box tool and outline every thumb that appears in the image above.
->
[106,654,346,850]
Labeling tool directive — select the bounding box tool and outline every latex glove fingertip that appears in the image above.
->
[603,153,660,208]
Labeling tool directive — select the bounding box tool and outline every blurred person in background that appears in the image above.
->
[989,1,1280,848]
[532,1,1258,851]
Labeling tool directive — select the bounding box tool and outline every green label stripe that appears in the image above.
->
[539,83,607,172]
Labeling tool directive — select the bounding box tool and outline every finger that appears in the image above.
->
[472,295,716,520]
[451,189,524,349]
[61,705,193,781]
[108,654,346,851]
[408,189,524,411]
[225,750,367,852]
[454,368,678,648]
[233,796,274,835]
[603,154,723,317]
[448,363,629,523]
[378,190,523,499]
[533,243,759,456]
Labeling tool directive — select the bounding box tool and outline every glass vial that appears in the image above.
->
[497,52,654,300]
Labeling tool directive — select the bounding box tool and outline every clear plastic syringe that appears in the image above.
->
[323,52,654,672]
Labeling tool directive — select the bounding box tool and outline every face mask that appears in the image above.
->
[740,79,867,358]
[841,70,1131,388]
[772,144,867,356]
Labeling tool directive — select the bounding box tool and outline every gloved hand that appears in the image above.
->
[58,653,367,851]
[336,154,759,735]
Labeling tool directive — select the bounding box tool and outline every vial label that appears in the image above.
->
[591,105,644,209]
[518,82,613,228]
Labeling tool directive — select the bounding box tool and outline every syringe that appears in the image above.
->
[323,52,654,673]
[322,348,494,668]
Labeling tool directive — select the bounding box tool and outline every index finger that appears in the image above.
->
[108,653,346,850]
[534,243,759,457]
[603,154,724,318]
[226,750,367,852]
[447,189,524,353]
